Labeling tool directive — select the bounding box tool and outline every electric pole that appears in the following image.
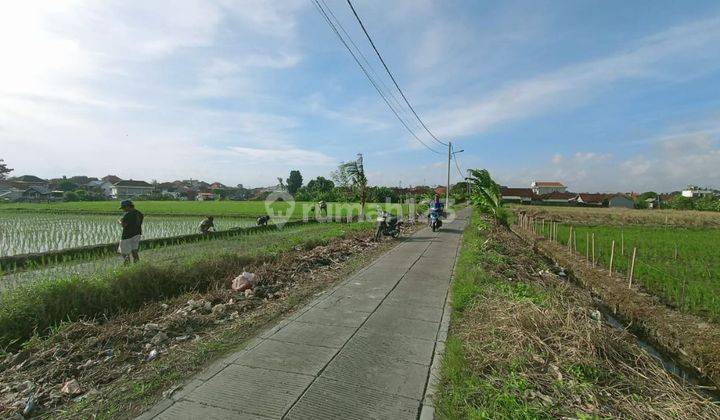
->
[446,142,451,205]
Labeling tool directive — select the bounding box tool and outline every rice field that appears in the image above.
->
[520,209,720,320]
[0,221,374,294]
[0,212,253,256]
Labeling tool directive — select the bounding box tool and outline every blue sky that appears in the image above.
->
[1,0,719,192]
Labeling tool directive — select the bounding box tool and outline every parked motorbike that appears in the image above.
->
[375,210,403,240]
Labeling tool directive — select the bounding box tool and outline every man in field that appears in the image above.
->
[199,216,215,234]
[118,200,143,264]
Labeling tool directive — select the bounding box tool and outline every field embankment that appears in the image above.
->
[436,212,719,418]
[513,204,720,228]
[0,221,413,419]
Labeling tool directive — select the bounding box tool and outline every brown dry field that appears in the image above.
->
[510,204,720,228]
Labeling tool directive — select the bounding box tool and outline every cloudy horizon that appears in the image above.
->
[1,0,720,192]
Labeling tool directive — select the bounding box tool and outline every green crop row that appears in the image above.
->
[534,221,720,320]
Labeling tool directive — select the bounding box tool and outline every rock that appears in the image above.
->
[60,379,82,396]
[589,310,602,322]
[150,332,169,346]
[212,304,226,316]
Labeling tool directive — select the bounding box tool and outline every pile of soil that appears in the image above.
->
[0,232,386,418]
[445,220,720,418]
[519,228,720,389]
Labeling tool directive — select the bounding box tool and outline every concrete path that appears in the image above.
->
[139,210,468,420]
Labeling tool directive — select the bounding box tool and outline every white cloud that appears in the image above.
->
[429,17,720,138]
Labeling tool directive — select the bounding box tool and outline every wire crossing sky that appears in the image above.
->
[1,1,720,192]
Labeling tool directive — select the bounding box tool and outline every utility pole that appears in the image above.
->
[446,142,451,205]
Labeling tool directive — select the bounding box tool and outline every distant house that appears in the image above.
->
[539,191,575,205]
[86,180,113,197]
[572,193,611,207]
[196,192,215,201]
[608,194,634,209]
[102,175,123,185]
[21,186,53,202]
[681,186,715,198]
[111,180,154,198]
[209,182,226,190]
[11,175,48,187]
[500,187,536,204]
[531,181,566,196]
[0,185,23,201]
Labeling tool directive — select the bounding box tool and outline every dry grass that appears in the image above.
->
[511,204,720,228]
[436,214,720,419]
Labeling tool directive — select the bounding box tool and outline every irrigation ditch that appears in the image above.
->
[510,224,720,399]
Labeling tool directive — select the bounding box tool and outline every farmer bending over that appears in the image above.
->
[118,200,144,264]
[199,216,215,234]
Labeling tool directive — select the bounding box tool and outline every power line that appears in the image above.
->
[346,0,448,147]
[318,0,418,131]
[312,0,442,155]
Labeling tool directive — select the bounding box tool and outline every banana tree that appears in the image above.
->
[467,169,506,224]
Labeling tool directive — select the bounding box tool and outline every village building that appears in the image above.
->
[500,187,536,204]
[608,194,634,208]
[531,181,566,196]
[538,191,575,205]
[681,186,715,198]
[111,180,154,199]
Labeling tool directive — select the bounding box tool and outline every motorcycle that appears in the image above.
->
[375,210,403,240]
[429,207,442,232]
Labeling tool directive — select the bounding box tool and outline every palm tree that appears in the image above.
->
[339,154,368,217]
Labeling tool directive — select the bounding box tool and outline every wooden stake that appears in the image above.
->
[586,233,590,263]
[568,226,573,249]
[628,247,637,288]
[621,230,625,256]
[680,277,688,310]
[591,233,596,267]
[609,240,615,276]
[573,231,577,253]
[542,219,545,236]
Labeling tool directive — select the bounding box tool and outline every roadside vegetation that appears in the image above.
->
[0,222,374,351]
[0,225,399,419]
[436,211,719,418]
[436,169,720,418]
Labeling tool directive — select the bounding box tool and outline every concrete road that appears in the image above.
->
[139,209,469,420]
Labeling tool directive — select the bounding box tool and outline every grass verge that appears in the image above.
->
[435,212,720,418]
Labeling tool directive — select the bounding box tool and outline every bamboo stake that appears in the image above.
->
[628,247,637,288]
[567,226,573,249]
[542,219,545,236]
[609,240,615,276]
[591,233,596,267]
[586,233,590,263]
[621,229,625,256]
[573,231,577,253]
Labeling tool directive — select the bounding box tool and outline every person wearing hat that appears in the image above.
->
[118,200,144,264]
